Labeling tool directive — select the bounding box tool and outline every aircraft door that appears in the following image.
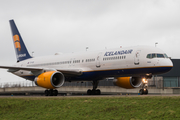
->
[134,50,141,65]
[69,58,75,67]
[96,52,103,68]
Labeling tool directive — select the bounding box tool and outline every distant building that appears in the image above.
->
[160,59,180,87]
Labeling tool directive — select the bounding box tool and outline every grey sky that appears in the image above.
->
[0,0,180,82]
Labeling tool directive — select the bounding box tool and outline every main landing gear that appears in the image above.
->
[139,78,148,95]
[87,80,101,95]
[45,89,58,96]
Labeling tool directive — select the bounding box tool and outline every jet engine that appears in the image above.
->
[113,77,142,89]
[34,71,65,89]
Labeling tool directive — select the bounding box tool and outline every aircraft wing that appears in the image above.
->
[0,66,42,71]
[0,66,82,76]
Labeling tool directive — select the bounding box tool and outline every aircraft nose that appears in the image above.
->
[168,59,173,67]
[164,59,173,72]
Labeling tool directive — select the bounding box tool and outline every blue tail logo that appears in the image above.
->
[9,20,32,62]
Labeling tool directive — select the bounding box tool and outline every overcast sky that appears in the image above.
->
[0,0,180,83]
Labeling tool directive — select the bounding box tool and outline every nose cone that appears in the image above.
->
[161,59,173,73]
[167,59,173,67]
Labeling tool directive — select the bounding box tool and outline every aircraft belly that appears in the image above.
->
[10,66,172,82]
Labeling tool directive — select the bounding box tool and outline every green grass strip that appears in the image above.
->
[0,96,180,120]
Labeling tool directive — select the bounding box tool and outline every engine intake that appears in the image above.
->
[113,77,142,89]
[35,71,65,89]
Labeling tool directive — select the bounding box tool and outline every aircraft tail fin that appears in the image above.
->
[9,20,32,62]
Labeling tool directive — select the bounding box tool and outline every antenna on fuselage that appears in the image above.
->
[32,51,34,57]
[86,47,88,51]
[155,42,158,47]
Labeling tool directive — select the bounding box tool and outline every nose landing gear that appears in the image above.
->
[139,88,148,95]
[139,78,148,95]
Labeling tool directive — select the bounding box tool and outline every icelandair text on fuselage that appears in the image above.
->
[104,49,133,56]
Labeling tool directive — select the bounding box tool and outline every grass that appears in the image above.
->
[0,96,180,120]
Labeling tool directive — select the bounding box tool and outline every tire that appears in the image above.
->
[54,90,58,96]
[139,89,144,95]
[45,90,49,96]
[49,90,54,96]
[144,89,148,95]
[87,89,92,95]
[91,89,96,95]
[96,89,101,95]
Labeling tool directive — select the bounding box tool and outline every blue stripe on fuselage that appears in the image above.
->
[21,66,172,81]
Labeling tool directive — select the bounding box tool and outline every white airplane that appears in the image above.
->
[0,20,173,96]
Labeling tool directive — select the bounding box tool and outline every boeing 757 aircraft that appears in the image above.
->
[0,20,173,96]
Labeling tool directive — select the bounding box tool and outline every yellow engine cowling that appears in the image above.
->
[34,71,65,89]
[113,77,142,89]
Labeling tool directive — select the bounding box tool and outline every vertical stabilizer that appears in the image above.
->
[9,20,32,62]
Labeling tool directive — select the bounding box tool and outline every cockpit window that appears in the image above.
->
[152,54,156,58]
[147,53,168,59]
[147,54,151,58]
[164,54,168,58]
[157,54,164,58]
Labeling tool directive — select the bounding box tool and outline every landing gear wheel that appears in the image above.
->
[45,90,49,96]
[96,89,101,95]
[139,89,148,95]
[144,89,148,95]
[87,89,92,95]
[44,89,58,96]
[87,89,101,95]
[49,89,54,96]
[53,90,58,96]
[91,89,96,95]
[139,89,144,95]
